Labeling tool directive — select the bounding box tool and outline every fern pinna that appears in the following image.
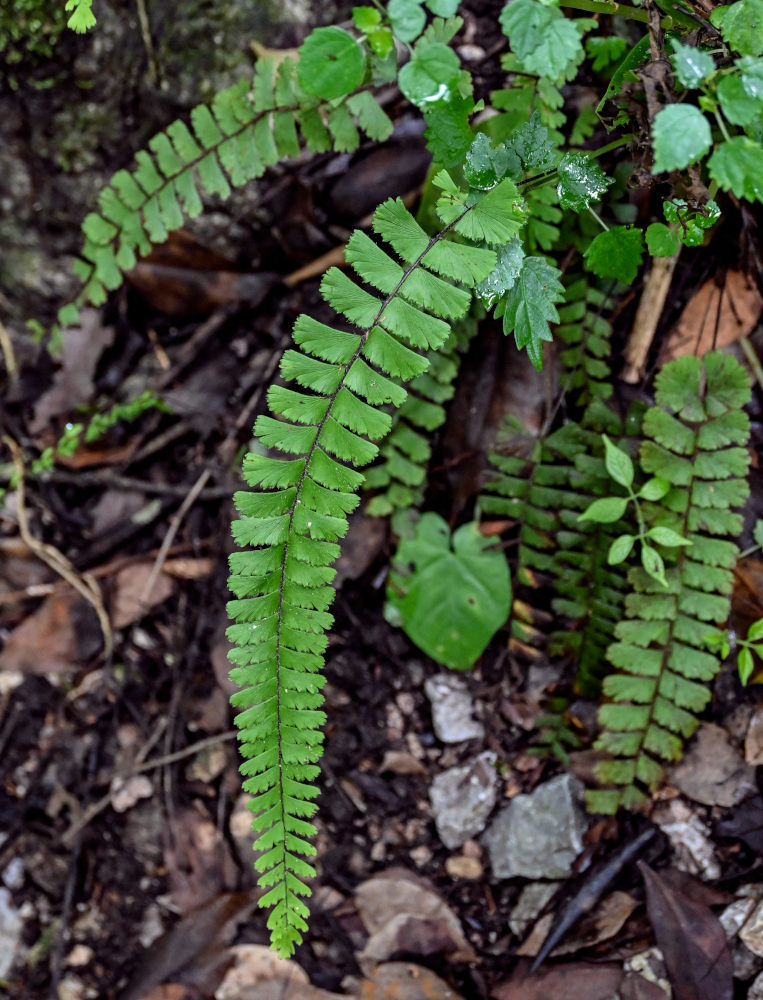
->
[58,56,392,329]
[588,352,751,813]
[227,173,526,954]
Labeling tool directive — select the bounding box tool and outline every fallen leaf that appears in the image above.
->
[0,584,101,674]
[117,893,256,1000]
[491,960,623,1000]
[670,723,756,807]
[111,562,175,628]
[30,308,115,433]
[652,798,720,880]
[165,806,238,912]
[716,795,763,855]
[639,862,733,1000]
[551,890,638,956]
[379,751,427,776]
[620,973,670,1000]
[162,558,214,580]
[359,961,465,999]
[58,441,138,468]
[355,869,476,969]
[135,987,201,1000]
[658,270,763,364]
[214,945,308,999]
[219,984,344,1000]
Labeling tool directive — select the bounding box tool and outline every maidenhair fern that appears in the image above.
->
[227,174,526,954]
[58,57,392,330]
[588,352,751,813]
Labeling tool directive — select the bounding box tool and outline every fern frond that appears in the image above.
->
[588,352,751,813]
[364,316,477,517]
[59,59,392,328]
[229,178,526,954]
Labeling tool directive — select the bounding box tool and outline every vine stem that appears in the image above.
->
[559,0,695,28]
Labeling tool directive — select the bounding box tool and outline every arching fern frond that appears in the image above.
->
[364,316,477,517]
[228,175,526,954]
[58,58,392,328]
[588,352,751,813]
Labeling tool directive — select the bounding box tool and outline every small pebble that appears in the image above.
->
[445,855,484,880]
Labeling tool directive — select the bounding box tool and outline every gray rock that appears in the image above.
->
[430,751,497,850]
[508,882,558,937]
[424,674,484,743]
[0,888,23,977]
[483,774,588,880]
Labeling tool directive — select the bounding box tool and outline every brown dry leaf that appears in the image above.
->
[379,751,427,776]
[214,945,308,1000]
[491,960,623,1000]
[658,270,763,364]
[57,441,138,468]
[355,869,476,969]
[225,984,345,1000]
[111,562,175,628]
[135,987,202,1000]
[670,723,756,807]
[716,795,763,855]
[552,890,638,956]
[161,557,214,580]
[118,893,256,1000]
[165,806,238,912]
[0,584,101,673]
[30,308,115,433]
[639,862,733,1000]
[620,974,670,1000]
[359,961,465,999]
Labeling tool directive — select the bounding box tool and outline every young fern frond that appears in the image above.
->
[228,176,526,954]
[588,352,751,813]
[59,58,392,327]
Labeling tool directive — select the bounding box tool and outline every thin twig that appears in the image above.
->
[136,467,211,612]
[622,249,681,383]
[0,319,18,381]
[1,435,113,659]
[61,729,236,846]
[739,334,763,392]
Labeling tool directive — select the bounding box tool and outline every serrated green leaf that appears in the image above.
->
[297,27,366,99]
[718,74,761,125]
[652,105,712,172]
[556,152,613,211]
[708,137,763,202]
[670,38,714,88]
[586,35,628,73]
[398,42,461,108]
[646,222,680,257]
[501,256,564,369]
[506,111,557,172]
[584,227,644,284]
[353,5,381,31]
[499,0,584,80]
[710,0,763,56]
[423,93,476,166]
[738,55,763,98]
[464,133,517,189]
[475,237,525,308]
